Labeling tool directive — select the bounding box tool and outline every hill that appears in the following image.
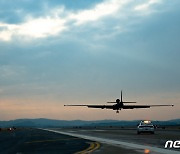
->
[0,118,179,128]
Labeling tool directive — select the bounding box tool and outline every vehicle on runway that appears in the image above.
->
[137,120,155,134]
[7,127,16,131]
[64,91,174,113]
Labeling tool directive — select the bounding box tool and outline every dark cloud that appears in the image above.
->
[0,0,103,23]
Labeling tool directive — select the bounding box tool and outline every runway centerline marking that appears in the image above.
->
[41,128,179,154]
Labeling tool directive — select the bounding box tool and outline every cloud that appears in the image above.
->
[69,0,130,25]
[19,17,66,38]
[0,0,165,42]
[0,17,67,41]
[134,0,162,11]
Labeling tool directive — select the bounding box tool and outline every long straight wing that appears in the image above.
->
[149,105,174,107]
[64,104,174,109]
[123,104,174,109]
[64,105,114,109]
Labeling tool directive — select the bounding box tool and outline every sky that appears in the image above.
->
[0,0,180,121]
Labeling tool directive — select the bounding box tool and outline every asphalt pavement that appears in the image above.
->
[1,127,179,154]
[0,128,91,154]
[47,127,180,154]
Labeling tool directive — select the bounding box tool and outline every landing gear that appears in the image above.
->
[116,108,121,113]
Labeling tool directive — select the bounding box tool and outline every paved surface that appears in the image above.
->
[0,127,179,154]
[43,128,140,154]
[0,128,92,154]
[46,128,180,154]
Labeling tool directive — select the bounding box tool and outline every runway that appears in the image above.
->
[0,128,95,154]
[42,128,180,154]
[0,127,179,153]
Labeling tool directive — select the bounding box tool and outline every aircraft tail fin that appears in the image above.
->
[121,90,122,102]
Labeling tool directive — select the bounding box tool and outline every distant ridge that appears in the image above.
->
[0,118,179,128]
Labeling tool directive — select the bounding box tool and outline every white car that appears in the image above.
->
[137,120,155,134]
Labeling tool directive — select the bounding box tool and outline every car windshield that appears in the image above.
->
[140,121,153,125]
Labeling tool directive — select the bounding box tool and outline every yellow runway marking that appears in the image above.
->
[25,137,80,144]
[75,142,100,154]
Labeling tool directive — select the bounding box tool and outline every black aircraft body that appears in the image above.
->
[64,91,174,113]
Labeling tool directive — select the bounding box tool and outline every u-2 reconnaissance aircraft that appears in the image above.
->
[64,91,174,113]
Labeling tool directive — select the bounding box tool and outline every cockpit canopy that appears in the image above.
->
[116,99,120,103]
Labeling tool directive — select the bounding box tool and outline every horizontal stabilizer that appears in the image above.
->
[123,102,136,103]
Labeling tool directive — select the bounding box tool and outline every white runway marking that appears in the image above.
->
[92,130,106,132]
[41,129,179,154]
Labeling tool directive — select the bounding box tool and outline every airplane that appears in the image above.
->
[64,91,174,113]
